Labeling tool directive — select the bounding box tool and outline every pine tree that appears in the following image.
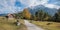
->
[53,8,60,22]
[35,10,50,21]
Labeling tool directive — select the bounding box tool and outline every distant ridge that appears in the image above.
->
[0,14,7,16]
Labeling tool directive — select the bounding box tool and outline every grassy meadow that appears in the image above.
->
[0,16,27,30]
[29,20,60,30]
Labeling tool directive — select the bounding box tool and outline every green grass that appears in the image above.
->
[0,17,27,30]
[29,20,60,30]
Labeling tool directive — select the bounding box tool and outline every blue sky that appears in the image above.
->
[0,0,60,14]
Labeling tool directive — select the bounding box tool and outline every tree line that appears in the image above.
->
[15,8,60,22]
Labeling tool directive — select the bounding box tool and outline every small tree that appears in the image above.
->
[22,8,31,19]
[14,12,23,19]
[31,14,37,20]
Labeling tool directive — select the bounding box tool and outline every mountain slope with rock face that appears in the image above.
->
[27,5,58,16]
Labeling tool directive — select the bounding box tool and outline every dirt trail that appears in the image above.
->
[24,20,44,30]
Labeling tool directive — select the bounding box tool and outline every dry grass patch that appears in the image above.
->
[29,20,60,30]
[0,17,27,30]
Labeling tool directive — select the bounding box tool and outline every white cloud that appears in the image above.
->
[19,0,49,7]
[0,0,60,14]
[44,4,60,9]
[0,0,49,14]
[0,0,22,14]
[19,0,60,9]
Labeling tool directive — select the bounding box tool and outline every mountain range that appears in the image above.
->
[28,5,58,16]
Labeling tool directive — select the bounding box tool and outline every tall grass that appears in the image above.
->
[0,17,27,30]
